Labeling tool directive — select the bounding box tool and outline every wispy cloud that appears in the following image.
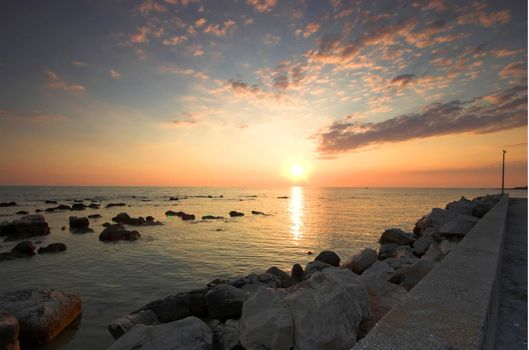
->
[71,60,88,66]
[110,69,121,78]
[316,85,527,154]
[162,35,188,46]
[499,61,526,78]
[159,65,208,79]
[246,0,276,13]
[0,109,69,123]
[203,19,236,37]
[46,70,85,94]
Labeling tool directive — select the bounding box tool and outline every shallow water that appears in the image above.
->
[0,186,525,349]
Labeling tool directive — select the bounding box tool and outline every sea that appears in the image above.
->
[0,186,525,349]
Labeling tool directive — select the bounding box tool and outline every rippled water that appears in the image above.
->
[0,186,525,349]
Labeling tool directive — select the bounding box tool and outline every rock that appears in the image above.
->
[108,310,160,340]
[0,202,16,207]
[361,261,396,281]
[107,316,213,350]
[73,200,84,203]
[251,211,267,215]
[266,266,293,288]
[291,264,304,283]
[231,273,282,293]
[11,241,36,255]
[202,215,223,220]
[99,225,141,242]
[472,203,491,218]
[87,214,102,219]
[0,215,50,242]
[37,243,67,254]
[165,210,180,216]
[439,214,479,237]
[439,239,458,255]
[210,319,241,350]
[45,204,71,212]
[421,241,444,262]
[70,203,86,211]
[166,211,195,221]
[69,216,89,229]
[145,216,154,222]
[358,276,408,338]
[44,200,57,204]
[277,196,288,199]
[306,250,313,255]
[0,288,82,345]
[394,245,415,260]
[205,284,247,319]
[413,235,434,256]
[112,212,144,226]
[304,261,333,279]
[61,226,66,231]
[378,243,399,260]
[0,310,19,350]
[169,197,179,201]
[105,203,126,209]
[399,260,436,291]
[181,213,195,221]
[445,196,474,215]
[379,228,415,246]
[314,250,340,266]
[342,248,377,274]
[88,203,100,209]
[136,294,191,323]
[240,288,294,350]
[15,211,28,215]
[229,211,244,217]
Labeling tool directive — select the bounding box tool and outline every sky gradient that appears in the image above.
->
[0,0,527,187]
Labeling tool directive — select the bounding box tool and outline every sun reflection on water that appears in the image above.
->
[288,186,304,242]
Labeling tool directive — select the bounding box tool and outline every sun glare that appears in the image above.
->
[291,164,304,178]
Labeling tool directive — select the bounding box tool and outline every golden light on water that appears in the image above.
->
[288,186,304,243]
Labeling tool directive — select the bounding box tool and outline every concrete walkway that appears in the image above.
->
[494,198,527,349]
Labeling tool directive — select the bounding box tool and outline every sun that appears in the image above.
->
[291,164,304,178]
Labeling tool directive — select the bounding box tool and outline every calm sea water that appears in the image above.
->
[0,186,525,349]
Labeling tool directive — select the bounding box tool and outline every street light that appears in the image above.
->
[501,150,506,195]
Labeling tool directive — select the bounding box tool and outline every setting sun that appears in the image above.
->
[291,164,304,178]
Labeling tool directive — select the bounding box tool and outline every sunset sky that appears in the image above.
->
[0,0,527,187]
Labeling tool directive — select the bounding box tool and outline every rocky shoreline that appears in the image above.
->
[0,194,500,349]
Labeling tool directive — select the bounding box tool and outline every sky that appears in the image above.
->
[0,0,527,187]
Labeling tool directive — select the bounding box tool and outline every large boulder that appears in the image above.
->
[421,241,444,262]
[412,235,433,256]
[11,241,36,255]
[0,288,81,346]
[209,319,241,350]
[107,316,213,350]
[377,243,399,260]
[439,215,479,237]
[472,203,492,218]
[98,224,140,242]
[0,310,19,350]
[108,310,160,340]
[379,228,415,246]
[205,284,247,319]
[342,248,377,274]
[240,288,294,350]
[399,260,436,291]
[231,273,282,293]
[266,266,293,288]
[358,276,408,338]
[314,250,341,266]
[69,216,89,229]
[304,261,333,279]
[361,261,396,281]
[445,196,474,215]
[0,215,50,242]
[291,264,304,283]
[37,243,67,254]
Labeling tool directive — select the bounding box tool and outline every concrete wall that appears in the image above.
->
[354,195,509,350]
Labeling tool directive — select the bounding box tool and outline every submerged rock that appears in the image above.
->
[105,203,127,209]
[12,241,36,255]
[165,211,195,221]
[44,200,57,204]
[229,211,244,217]
[112,212,162,226]
[38,243,67,254]
[0,288,82,346]
[0,202,16,207]
[15,211,28,215]
[70,203,86,211]
[99,224,140,242]
[202,215,223,220]
[251,211,268,215]
[87,214,102,219]
[0,215,50,242]
[69,216,89,229]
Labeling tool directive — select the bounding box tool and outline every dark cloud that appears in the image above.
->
[317,85,527,154]
[390,74,416,87]
[229,79,260,94]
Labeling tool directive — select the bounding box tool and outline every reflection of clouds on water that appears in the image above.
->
[289,186,304,243]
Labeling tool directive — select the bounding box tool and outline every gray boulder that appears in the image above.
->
[439,215,479,237]
[11,241,35,255]
[0,288,82,345]
[209,319,241,350]
[314,250,341,266]
[69,216,89,229]
[108,310,159,340]
[266,266,293,288]
[361,261,396,281]
[37,243,67,254]
[342,248,377,274]
[378,243,399,260]
[108,316,213,350]
[445,196,474,215]
[413,235,433,256]
[421,242,444,262]
[240,288,294,350]
[439,239,458,255]
[379,228,415,246]
[0,310,19,350]
[205,284,247,319]
[291,263,304,283]
[304,261,332,279]
[399,260,436,291]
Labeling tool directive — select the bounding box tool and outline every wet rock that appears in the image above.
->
[87,214,102,219]
[165,211,195,220]
[439,215,479,237]
[102,222,111,227]
[306,250,313,255]
[0,202,16,207]
[304,261,332,279]
[70,203,86,211]
[73,200,84,203]
[202,215,223,220]
[231,273,282,293]
[37,243,67,254]
[291,264,304,283]
[379,228,415,246]
[112,212,162,226]
[44,200,57,204]
[0,215,50,241]
[45,204,71,212]
[399,260,436,291]
[169,197,179,201]
[277,196,288,199]
[229,211,244,217]
[11,241,36,255]
[266,266,293,288]
[105,203,126,209]
[146,216,154,222]
[107,316,212,350]
[181,213,195,221]
[205,284,247,319]
[108,310,160,340]
[69,216,89,229]
[0,310,19,350]
[342,248,377,274]
[240,287,294,350]
[0,288,82,346]
[251,211,267,215]
[15,211,28,215]
[361,261,396,281]
[88,203,99,209]
[378,243,399,260]
[314,250,340,266]
[99,225,141,242]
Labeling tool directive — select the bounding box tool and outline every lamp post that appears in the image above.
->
[501,150,506,195]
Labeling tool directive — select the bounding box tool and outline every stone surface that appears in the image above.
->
[379,228,415,246]
[439,215,479,237]
[421,242,444,262]
[108,310,160,340]
[0,288,82,345]
[0,215,50,242]
[37,243,67,254]
[399,260,436,291]
[205,284,247,319]
[99,224,141,242]
[11,241,35,255]
[266,266,293,288]
[240,288,294,350]
[361,261,396,281]
[413,235,433,256]
[304,261,333,279]
[69,216,89,229]
[107,316,213,350]
[314,250,341,266]
[0,310,20,350]
[439,239,459,255]
[209,319,241,350]
[342,248,377,274]
[291,263,304,283]
[378,243,399,260]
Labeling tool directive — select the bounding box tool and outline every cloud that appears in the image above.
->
[110,69,120,78]
[162,35,188,46]
[167,112,198,127]
[264,33,280,45]
[390,74,416,88]
[316,85,527,154]
[302,22,320,38]
[204,20,236,37]
[71,61,88,66]
[195,18,207,28]
[457,9,511,27]
[247,0,276,13]
[46,70,85,94]
[159,65,208,79]
[0,109,69,123]
[129,25,164,44]
[499,61,526,78]
[138,0,167,16]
